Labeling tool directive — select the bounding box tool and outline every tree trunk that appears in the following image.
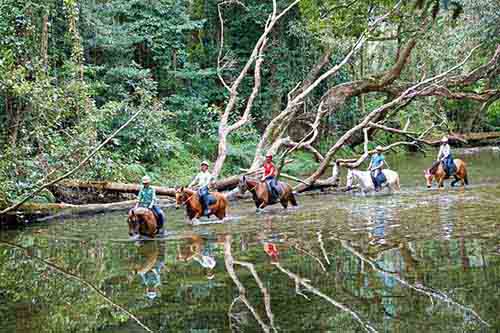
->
[41,14,49,69]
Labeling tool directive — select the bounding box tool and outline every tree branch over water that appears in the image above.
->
[0,103,160,216]
[0,240,153,332]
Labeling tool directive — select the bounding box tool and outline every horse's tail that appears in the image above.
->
[395,175,401,192]
[289,190,298,207]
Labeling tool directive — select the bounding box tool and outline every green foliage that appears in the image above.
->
[486,101,500,130]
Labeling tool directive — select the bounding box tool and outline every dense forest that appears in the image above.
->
[0,0,499,207]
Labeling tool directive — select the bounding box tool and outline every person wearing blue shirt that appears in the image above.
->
[367,146,386,191]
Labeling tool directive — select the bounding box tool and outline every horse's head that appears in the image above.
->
[175,186,186,209]
[128,209,140,237]
[346,168,354,190]
[424,169,434,188]
[238,176,248,194]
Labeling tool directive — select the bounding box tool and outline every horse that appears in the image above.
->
[128,207,159,239]
[175,187,228,222]
[424,159,468,188]
[238,176,298,211]
[346,169,400,194]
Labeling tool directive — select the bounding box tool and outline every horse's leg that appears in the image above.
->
[215,207,226,220]
[289,192,298,207]
[280,197,288,210]
[451,176,459,187]
[438,176,445,188]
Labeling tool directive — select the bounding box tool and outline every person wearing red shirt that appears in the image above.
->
[261,153,279,200]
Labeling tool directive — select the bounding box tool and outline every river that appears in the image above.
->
[1,149,500,332]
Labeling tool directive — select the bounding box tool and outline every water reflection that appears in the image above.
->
[2,151,500,332]
[132,242,166,301]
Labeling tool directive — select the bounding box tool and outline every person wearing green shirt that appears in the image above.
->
[135,176,165,234]
[189,161,215,216]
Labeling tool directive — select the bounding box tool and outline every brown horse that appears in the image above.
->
[128,207,158,239]
[238,176,298,211]
[424,159,468,188]
[175,187,228,222]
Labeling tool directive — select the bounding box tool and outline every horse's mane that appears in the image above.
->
[428,163,439,175]
[182,188,196,195]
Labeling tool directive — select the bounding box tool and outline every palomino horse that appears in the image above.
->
[175,187,228,222]
[238,176,298,211]
[346,169,400,194]
[424,159,468,188]
[128,207,158,239]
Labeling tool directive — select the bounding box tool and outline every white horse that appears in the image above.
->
[346,168,400,193]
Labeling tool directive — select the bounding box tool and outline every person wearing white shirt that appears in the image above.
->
[189,161,215,216]
[436,136,455,176]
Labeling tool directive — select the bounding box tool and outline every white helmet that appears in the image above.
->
[200,160,210,167]
[142,175,151,184]
[375,145,383,152]
[441,136,449,143]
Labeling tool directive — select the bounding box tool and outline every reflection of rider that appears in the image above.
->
[264,242,279,263]
[436,136,455,176]
[177,235,217,279]
[261,153,279,200]
[367,146,385,191]
[134,243,165,300]
[189,161,215,216]
[135,175,164,234]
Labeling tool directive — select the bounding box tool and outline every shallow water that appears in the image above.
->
[1,150,500,332]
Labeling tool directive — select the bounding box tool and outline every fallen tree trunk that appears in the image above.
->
[453,132,500,143]
[0,199,176,226]
[51,177,242,201]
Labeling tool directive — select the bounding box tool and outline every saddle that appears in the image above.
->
[371,172,387,189]
[206,194,217,206]
[266,182,283,203]
[151,209,160,222]
[442,159,457,178]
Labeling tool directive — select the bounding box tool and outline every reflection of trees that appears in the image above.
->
[272,262,378,333]
[340,239,491,328]
[224,235,277,333]
[224,234,379,333]
[0,240,153,333]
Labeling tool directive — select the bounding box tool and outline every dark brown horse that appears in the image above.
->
[175,187,228,222]
[424,159,468,188]
[238,176,298,211]
[128,207,158,239]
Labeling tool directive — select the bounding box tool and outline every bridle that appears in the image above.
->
[176,190,195,206]
[240,178,258,193]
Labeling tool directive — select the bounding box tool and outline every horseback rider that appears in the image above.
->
[135,176,165,235]
[437,136,455,176]
[189,161,215,216]
[261,153,280,200]
[367,146,386,191]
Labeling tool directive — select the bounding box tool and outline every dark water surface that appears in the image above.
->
[2,149,500,332]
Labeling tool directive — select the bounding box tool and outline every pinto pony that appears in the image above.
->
[238,176,298,210]
[424,159,468,188]
[175,187,228,221]
[128,207,158,239]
